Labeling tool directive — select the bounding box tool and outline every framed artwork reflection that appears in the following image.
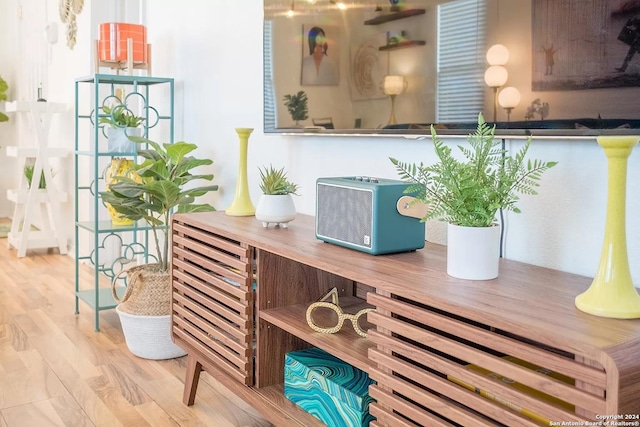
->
[301,24,340,86]
[349,33,387,101]
[532,0,640,91]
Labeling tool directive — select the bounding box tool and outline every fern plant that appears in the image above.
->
[258,165,299,195]
[390,113,557,227]
[283,91,309,125]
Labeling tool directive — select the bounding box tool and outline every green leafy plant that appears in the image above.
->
[24,165,48,189]
[390,113,557,227]
[100,137,219,271]
[99,104,144,128]
[0,75,9,122]
[283,91,309,125]
[258,165,299,195]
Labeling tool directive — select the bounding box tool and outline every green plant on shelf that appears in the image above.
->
[23,159,53,189]
[282,91,308,126]
[0,75,8,122]
[391,113,558,227]
[258,165,299,195]
[100,137,219,272]
[99,104,144,128]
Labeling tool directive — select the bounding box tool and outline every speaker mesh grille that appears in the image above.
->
[316,184,373,248]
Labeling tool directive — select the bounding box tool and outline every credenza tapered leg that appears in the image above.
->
[183,354,203,406]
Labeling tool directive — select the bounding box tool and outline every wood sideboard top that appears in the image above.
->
[173,211,640,361]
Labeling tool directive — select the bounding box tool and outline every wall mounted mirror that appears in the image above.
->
[263,0,640,137]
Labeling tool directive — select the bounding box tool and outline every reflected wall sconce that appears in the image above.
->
[383,75,407,125]
[498,86,521,121]
[287,1,295,17]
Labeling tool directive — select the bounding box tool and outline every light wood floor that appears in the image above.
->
[0,239,273,427]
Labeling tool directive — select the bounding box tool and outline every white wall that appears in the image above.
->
[0,0,19,218]
[1,0,639,288]
[146,0,640,286]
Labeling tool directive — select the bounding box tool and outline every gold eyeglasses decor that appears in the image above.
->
[305,287,375,338]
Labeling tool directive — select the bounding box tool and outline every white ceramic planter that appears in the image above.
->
[107,126,141,153]
[255,194,296,228]
[447,223,501,280]
[116,306,186,360]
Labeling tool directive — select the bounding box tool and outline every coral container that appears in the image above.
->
[98,23,147,64]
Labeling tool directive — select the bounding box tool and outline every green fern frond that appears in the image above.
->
[390,112,557,227]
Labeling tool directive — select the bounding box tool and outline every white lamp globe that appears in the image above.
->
[484,65,508,88]
[383,75,407,96]
[498,86,522,109]
[486,44,510,65]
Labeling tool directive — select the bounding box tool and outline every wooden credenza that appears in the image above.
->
[170,212,640,426]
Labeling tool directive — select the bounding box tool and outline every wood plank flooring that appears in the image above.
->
[0,236,273,427]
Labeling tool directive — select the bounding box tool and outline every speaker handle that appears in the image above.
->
[397,196,429,220]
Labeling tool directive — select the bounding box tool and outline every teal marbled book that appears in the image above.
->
[284,347,376,427]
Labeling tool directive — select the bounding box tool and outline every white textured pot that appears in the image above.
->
[447,223,501,280]
[116,306,186,360]
[107,127,141,153]
[255,194,296,228]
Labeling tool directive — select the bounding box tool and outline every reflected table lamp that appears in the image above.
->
[486,44,510,66]
[383,75,407,125]
[484,65,508,122]
[498,86,521,122]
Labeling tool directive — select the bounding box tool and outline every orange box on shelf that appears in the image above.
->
[98,23,148,64]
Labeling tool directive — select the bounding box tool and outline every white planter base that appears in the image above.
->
[107,127,141,153]
[447,223,500,280]
[116,306,186,360]
[255,194,296,228]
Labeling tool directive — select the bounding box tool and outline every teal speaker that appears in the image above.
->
[315,177,425,255]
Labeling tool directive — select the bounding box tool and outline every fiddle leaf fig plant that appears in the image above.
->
[283,91,309,125]
[391,113,557,227]
[0,75,9,122]
[100,137,219,271]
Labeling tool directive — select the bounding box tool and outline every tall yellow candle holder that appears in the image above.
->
[575,136,640,318]
[225,128,256,216]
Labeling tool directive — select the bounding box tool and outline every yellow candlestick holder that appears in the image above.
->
[575,136,640,318]
[226,128,256,216]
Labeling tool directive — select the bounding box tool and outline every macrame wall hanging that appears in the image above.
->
[59,0,84,49]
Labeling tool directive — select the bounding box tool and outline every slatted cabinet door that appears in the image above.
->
[171,218,255,386]
[367,292,608,427]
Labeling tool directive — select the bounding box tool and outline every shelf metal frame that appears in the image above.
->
[74,74,174,331]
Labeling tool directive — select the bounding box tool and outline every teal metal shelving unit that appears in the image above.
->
[74,74,174,331]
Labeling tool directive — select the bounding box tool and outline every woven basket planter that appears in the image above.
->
[112,264,185,360]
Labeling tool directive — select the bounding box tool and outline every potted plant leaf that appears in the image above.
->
[255,164,299,228]
[0,76,8,123]
[100,137,218,359]
[23,158,50,189]
[390,113,557,280]
[99,103,144,153]
[283,91,308,127]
